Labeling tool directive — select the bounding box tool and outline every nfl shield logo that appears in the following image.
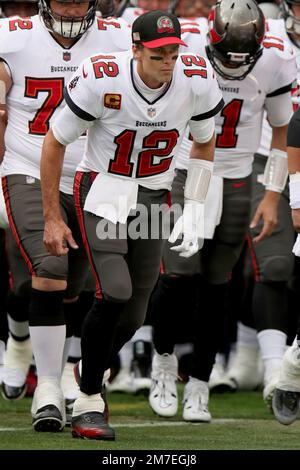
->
[148,108,156,118]
[63,51,71,62]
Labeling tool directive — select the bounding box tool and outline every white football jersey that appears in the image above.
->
[177,34,296,178]
[0,15,131,193]
[63,50,223,190]
[180,17,208,57]
[121,6,146,24]
[258,18,300,157]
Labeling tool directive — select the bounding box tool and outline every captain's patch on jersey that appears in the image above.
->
[104,94,121,110]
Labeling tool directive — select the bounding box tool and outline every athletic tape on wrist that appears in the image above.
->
[262,148,288,193]
[184,159,213,203]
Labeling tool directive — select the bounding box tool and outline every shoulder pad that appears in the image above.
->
[0,16,33,54]
[179,16,208,34]
[263,34,295,61]
[95,16,131,30]
[93,16,131,51]
[178,53,214,95]
[265,18,285,36]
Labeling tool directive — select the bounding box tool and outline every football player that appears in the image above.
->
[0,0,131,431]
[148,0,296,422]
[230,0,300,406]
[40,9,223,440]
[272,104,300,425]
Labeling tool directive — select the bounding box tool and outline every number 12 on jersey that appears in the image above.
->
[108,129,179,178]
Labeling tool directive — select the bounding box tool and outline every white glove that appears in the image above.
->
[168,199,204,258]
[292,234,300,257]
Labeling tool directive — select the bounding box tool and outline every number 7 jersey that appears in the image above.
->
[62,50,223,190]
[0,14,132,193]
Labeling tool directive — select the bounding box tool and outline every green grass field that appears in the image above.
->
[1,388,300,451]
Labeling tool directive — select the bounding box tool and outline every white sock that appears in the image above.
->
[131,325,153,343]
[215,352,226,367]
[257,329,287,383]
[0,340,5,365]
[7,315,29,340]
[61,336,72,374]
[30,325,66,380]
[119,340,133,370]
[237,322,258,349]
[174,342,193,358]
[73,391,104,416]
[69,336,81,359]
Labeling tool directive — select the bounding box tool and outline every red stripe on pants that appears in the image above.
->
[2,176,36,276]
[73,171,103,299]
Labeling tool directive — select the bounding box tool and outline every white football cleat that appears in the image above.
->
[272,345,300,424]
[61,361,80,401]
[0,340,5,385]
[263,370,280,409]
[277,344,300,392]
[1,336,32,400]
[209,362,236,393]
[106,367,139,394]
[149,352,178,417]
[183,378,211,422]
[227,344,263,390]
[31,377,66,432]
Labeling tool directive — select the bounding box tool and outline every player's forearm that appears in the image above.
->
[270,124,288,152]
[40,129,65,222]
[189,134,215,162]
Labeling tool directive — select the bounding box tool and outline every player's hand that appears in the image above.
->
[168,200,204,258]
[250,191,280,243]
[293,234,300,257]
[43,218,78,256]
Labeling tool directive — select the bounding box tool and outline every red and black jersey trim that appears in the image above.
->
[191,97,224,121]
[64,87,96,122]
[266,82,293,98]
[2,176,36,276]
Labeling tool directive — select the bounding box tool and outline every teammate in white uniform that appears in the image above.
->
[120,0,216,23]
[40,9,223,440]
[272,105,300,426]
[267,1,300,426]
[148,0,296,422]
[0,0,131,432]
[0,0,39,392]
[232,0,300,406]
[121,0,175,24]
